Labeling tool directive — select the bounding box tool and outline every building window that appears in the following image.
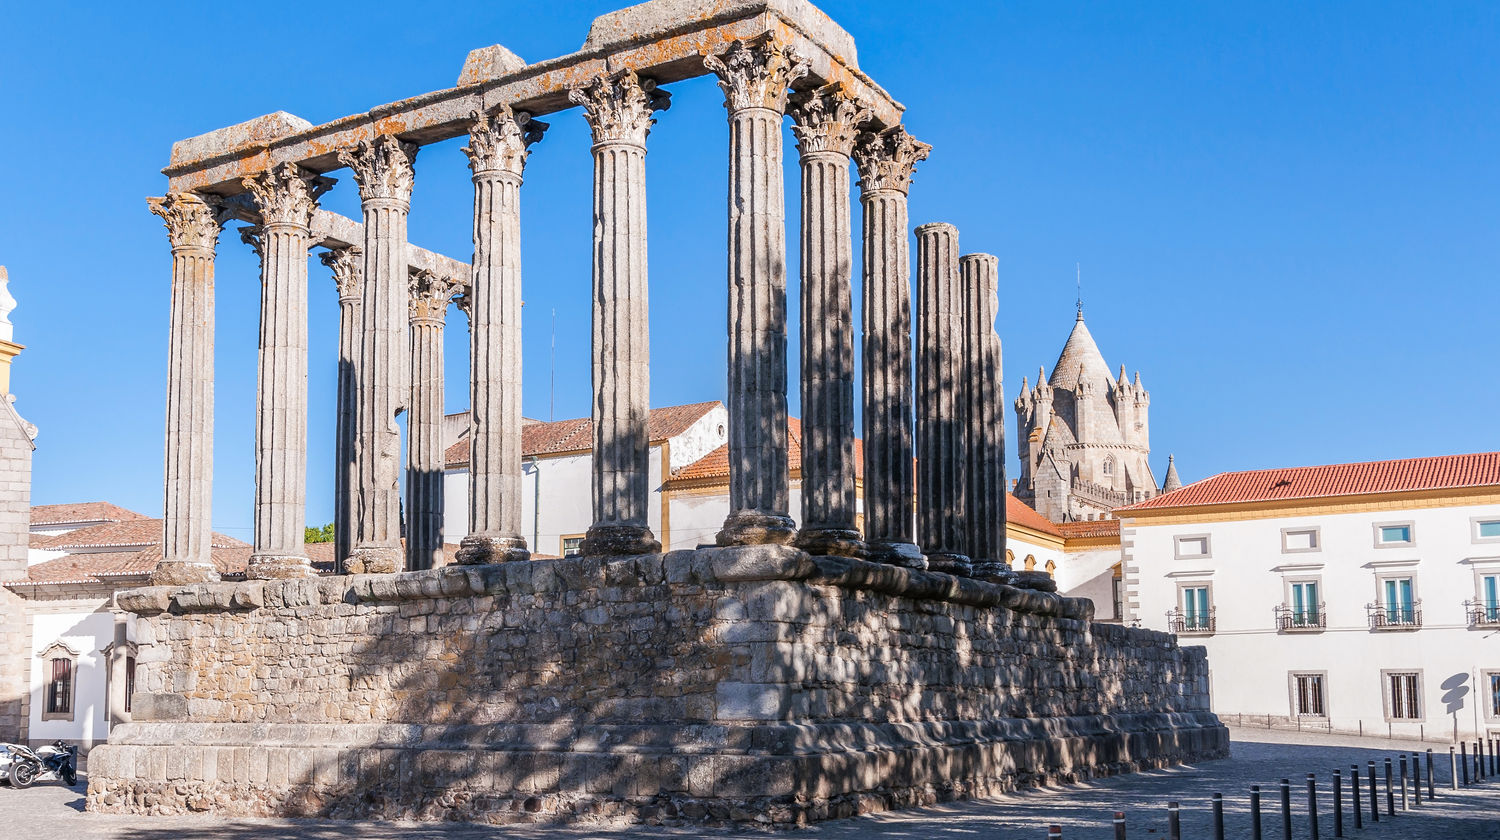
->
[560,535,584,557]
[1376,576,1418,627]
[46,658,73,717]
[1170,584,1214,634]
[1374,522,1414,547]
[1278,579,1325,630]
[1024,555,1036,571]
[1475,518,1500,543]
[1291,673,1327,717]
[1174,534,1210,559]
[1469,573,1500,627]
[1383,671,1422,721]
[1281,527,1320,553]
[1044,558,1056,578]
[1488,673,1500,719]
[124,656,136,714]
[1102,457,1114,477]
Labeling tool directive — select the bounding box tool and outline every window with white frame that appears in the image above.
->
[1380,575,1417,624]
[1291,672,1326,717]
[1287,579,1321,627]
[1282,527,1320,553]
[1175,535,1210,559]
[1384,671,1422,720]
[46,657,73,717]
[1476,518,1500,543]
[1374,522,1414,547]
[1487,672,1500,719]
[560,535,584,557]
[1179,585,1212,631]
[1479,573,1500,624]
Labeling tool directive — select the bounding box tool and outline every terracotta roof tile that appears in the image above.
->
[1008,496,1063,537]
[1120,451,1500,512]
[31,502,150,527]
[445,401,721,468]
[670,417,859,481]
[1057,519,1121,540]
[31,519,246,551]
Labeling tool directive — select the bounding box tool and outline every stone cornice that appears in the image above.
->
[788,84,870,158]
[242,162,331,229]
[320,246,362,301]
[337,135,418,204]
[463,107,548,176]
[705,37,809,114]
[852,125,930,196]
[569,69,670,147]
[147,192,225,253]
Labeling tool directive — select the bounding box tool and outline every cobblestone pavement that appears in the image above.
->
[6,729,1497,839]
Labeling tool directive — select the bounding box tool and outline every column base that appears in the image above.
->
[924,552,973,577]
[793,527,866,558]
[865,540,927,570]
[580,523,660,557]
[1012,570,1059,592]
[246,553,315,580]
[454,534,531,565]
[147,561,221,587]
[346,544,401,575]
[971,560,1017,585]
[716,511,797,547]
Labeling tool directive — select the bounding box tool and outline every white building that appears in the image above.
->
[1118,452,1500,741]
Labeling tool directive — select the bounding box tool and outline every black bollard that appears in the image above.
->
[1427,748,1435,799]
[1333,769,1343,838]
[1475,741,1482,782]
[1169,801,1181,840]
[1368,760,1379,822]
[1493,737,1498,776]
[1282,778,1293,839]
[1384,758,1394,816]
[1048,825,1062,840]
[1414,753,1422,806]
[1114,811,1127,840]
[1213,793,1225,840]
[1252,785,1263,840]
[1400,754,1409,810]
[1462,742,1470,786]
[1351,764,1363,830]
[1307,773,1320,840]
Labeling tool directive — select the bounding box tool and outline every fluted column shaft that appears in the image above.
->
[406,273,452,571]
[916,223,971,576]
[961,254,1010,581]
[457,108,545,565]
[789,86,867,557]
[323,247,361,572]
[852,126,930,569]
[149,193,223,585]
[339,136,418,574]
[707,38,808,547]
[571,70,667,556]
[245,164,322,580]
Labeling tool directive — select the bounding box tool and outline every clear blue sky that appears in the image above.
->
[2,2,1496,540]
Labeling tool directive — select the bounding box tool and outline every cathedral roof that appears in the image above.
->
[1161,455,1183,493]
[1048,312,1114,391]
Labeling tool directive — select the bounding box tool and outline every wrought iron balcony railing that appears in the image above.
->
[1465,600,1500,628]
[1167,608,1216,635]
[1275,603,1327,631]
[1366,600,1422,630]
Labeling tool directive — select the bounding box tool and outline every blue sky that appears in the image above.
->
[1,2,1497,540]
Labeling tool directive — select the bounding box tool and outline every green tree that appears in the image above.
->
[304,522,335,543]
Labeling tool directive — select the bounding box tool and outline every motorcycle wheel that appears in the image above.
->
[8,761,38,789]
[61,766,76,787]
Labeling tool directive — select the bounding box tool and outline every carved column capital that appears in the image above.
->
[569,69,671,147]
[148,192,225,253]
[464,106,548,176]
[704,37,809,114]
[338,135,418,204]
[852,125,932,196]
[789,84,872,158]
[320,246,362,301]
[409,269,458,323]
[243,162,331,229]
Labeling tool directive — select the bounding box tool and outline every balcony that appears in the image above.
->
[1366,600,1422,630]
[1275,603,1327,632]
[1465,600,1500,629]
[1168,608,1216,636]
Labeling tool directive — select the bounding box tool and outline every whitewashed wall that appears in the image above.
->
[28,608,113,748]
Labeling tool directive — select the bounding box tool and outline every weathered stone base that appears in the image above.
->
[866,539,928,570]
[792,526,866,558]
[147,560,220,586]
[717,511,797,546]
[580,523,661,556]
[971,560,1016,585]
[88,715,1226,826]
[454,533,530,565]
[346,544,400,574]
[246,553,315,580]
[924,552,973,577]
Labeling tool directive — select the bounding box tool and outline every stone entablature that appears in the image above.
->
[88,546,1225,825]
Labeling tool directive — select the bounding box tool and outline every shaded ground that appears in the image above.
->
[6,728,1496,839]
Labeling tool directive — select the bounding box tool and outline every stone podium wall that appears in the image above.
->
[87,546,1226,826]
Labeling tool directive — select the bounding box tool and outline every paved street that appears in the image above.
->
[6,728,1497,839]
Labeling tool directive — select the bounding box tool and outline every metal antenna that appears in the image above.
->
[549,308,556,421]
[1076,263,1083,317]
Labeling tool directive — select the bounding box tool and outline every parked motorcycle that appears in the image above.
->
[0,741,76,788]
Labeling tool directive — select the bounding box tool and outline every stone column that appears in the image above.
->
[243,163,325,579]
[915,223,971,576]
[788,85,868,557]
[851,126,930,569]
[338,136,418,574]
[406,270,457,571]
[321,246,362,572]
[706,38,809,547]
[570,70,669,557]
[148,192,224,585]
[455,107,546,565]
[961,253,1010,582]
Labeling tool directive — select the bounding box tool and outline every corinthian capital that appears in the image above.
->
[852,125,932,196]
[338,135,418,204]
[243,162,331,229]
[569,69,671,146]
[320,246,362,300]
[464,106,548,176]
[147,192,225,253]
[704,37,809,114]
[409,269,459,322]
[789,84,872,158]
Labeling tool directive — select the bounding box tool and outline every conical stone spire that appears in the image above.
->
[1162,454,1183,494]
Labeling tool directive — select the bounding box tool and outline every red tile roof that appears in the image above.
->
[445,401,721,468]
[669,417,868,482]
[1057,519,1122,540]
[1007,495,1063,537]
[1120,452,1500,512]
[31,502,150,527]
[30,519,246,551]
